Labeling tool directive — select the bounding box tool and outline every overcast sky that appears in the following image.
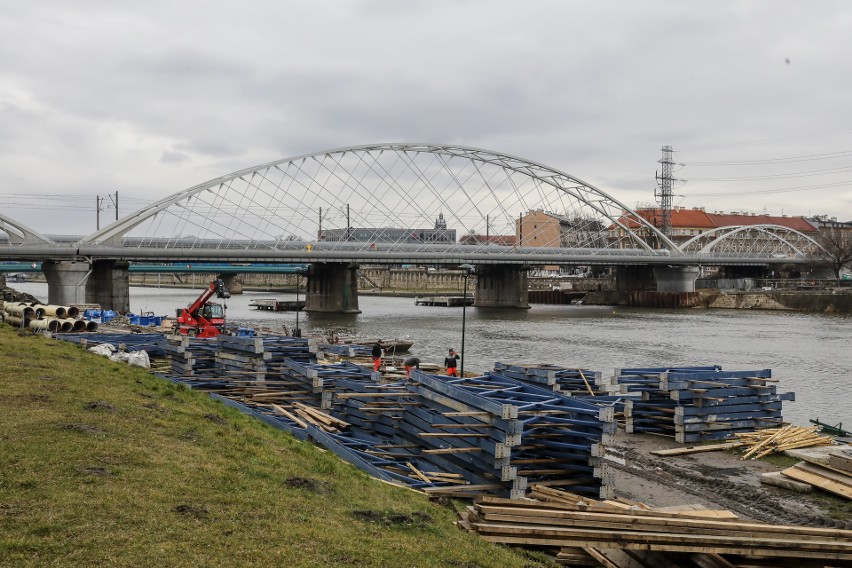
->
[3,1,852,236]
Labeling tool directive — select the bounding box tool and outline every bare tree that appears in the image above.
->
[813,227,852,279]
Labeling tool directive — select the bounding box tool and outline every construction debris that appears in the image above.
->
[458,485,852,567]
[735,425,833,460]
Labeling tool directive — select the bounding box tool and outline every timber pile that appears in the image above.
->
[492,362,610,396]
[458,485,852,567]
[736,425,833,459]
[760,440,852,500]
[782,460,852,500]
[619,366,795,443]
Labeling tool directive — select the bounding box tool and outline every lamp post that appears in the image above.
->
[458,263,475,378]
[293,273,302,337]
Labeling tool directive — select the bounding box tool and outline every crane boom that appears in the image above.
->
[175,279,231,337]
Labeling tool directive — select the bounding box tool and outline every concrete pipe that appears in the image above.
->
[67,306,80,318]
[29,318,61,333]
[67,318,87,332]
[85,320,98,332]
[6,304,35,319]
[5,315,29,327]
[31,304,48,318]
[40,305,68,318]
[56,319,75,333]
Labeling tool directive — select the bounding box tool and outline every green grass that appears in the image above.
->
[0,327,555,567]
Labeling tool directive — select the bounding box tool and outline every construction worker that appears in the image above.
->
[404,356,421,378]
[444,348,460,377]
[371,342,383,372]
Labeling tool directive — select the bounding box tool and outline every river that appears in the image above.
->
[12,281,851,428]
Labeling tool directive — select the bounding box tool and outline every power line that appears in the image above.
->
[687,179,851,197]
[686,150,852,166]
[688,164,852,181]
[679,126,852,152]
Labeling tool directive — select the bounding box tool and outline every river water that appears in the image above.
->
[12,281,851,428]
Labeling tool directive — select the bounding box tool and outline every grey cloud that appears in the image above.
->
[160,150,191,165]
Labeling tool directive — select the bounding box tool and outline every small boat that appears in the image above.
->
[326,333,414,353]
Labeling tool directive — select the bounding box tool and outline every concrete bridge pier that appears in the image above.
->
[219,273,243,295]
[473,265,530,309]
[653,265,700,293]
[614,265,656,292]
[42,260,92,307]
[305,262,361,313]
[86,259,130,312]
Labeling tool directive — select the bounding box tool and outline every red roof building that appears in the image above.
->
[611,207,818,247]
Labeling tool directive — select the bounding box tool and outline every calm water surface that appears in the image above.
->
[14,282,852,427]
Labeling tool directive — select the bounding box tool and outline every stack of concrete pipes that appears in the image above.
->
[0,301,97,333]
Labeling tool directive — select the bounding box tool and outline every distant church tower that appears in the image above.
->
[434,212,447,230]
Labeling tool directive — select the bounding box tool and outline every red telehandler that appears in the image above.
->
[174,279,231,337]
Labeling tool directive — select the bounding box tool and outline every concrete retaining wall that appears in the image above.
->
[705,291,852,313]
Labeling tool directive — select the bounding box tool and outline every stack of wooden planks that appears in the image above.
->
[736,425,833,459]
[778,446,852,500]
[458,485,852,567]
[617,366,795,443]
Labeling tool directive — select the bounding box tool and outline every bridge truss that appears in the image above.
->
[78,144,680,259]
[679,225,823,259]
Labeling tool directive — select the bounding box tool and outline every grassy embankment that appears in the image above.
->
[0,326,553,567]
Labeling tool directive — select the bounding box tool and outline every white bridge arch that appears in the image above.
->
[80,143,680,258]
[679,224,824,259]
[0,212,52,245]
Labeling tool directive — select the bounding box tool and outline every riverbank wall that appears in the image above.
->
[704,290,852,313]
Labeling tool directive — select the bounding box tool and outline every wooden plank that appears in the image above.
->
[472,503,849,538]
[760,471,812,493]
[584,547,639,568]
[829,453,852,474]
[781,464,852,499]
[790,461,852,487]
[650,442,744,456]
[471,523,852,554]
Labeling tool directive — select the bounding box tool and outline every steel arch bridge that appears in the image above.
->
[0,143,826,264]
[77,143,681,258]
[679,225,823,259]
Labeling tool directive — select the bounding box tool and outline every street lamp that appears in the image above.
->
[458,263,475,378]
[293,273,302,337]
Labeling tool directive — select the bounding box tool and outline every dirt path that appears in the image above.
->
[608,432,851,528]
